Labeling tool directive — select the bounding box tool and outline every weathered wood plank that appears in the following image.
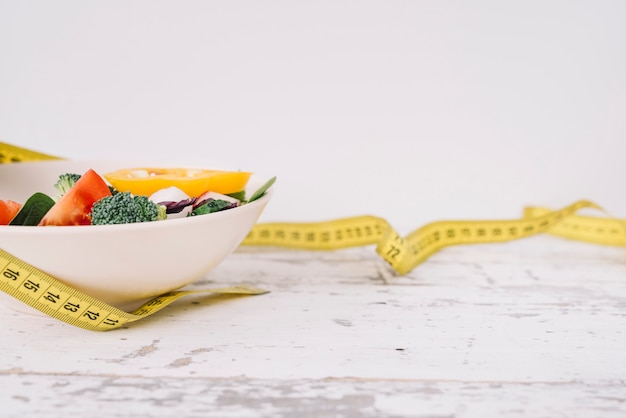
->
[0,236,624,416]
[1,374,625,418]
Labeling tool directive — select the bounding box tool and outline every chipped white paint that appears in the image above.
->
[1,236,625,417]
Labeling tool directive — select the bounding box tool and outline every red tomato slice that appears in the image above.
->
[0,200,22,225]
[39,169,112,226]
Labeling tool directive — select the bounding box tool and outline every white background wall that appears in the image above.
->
[1,1,624,231]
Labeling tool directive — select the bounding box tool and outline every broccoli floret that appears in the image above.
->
[54,173,81,200]
[90,192,167,225]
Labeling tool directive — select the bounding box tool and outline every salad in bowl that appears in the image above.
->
[0,160,274,312]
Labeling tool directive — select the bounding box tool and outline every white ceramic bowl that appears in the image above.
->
[0,160,273,312]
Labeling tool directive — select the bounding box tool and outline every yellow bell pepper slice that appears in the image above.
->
[104,168,252,197]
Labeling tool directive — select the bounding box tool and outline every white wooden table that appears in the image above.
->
[1,236,625,417]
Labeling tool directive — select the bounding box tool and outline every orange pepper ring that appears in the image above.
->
[104,168,252,198]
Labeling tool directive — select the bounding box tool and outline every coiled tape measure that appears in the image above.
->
[1,142,624,331]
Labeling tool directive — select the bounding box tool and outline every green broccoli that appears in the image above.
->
[90,192,167,225]
[54,173,81,200]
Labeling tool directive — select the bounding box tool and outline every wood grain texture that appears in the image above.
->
[1,236,625,417]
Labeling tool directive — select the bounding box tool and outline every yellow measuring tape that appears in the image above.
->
[0,250,267,331]
[1,142,624,331]
[242,200,624,275]
[0,144,63,164]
